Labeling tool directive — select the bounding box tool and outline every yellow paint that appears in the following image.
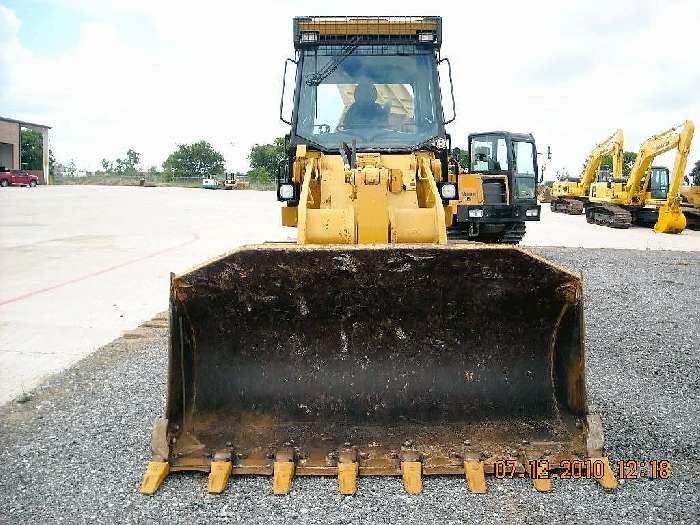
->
[281,206,298,227]
[291,150,447,245]
[552,129,624,200]
[298,18,438,37]
[208,461,232,494]
[593,457,619,490]
[464,461,487,494]
[456,173,484,205]
[589,121,694,235]
[654,202,687,233]
[272,461,295,495]
[401,461,423,495]
[532,476,552,492]
[337,462,359,495]
[140,461,169,495]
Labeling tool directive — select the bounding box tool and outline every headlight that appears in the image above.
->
[279,183,295,200]
[300,31,319,43]
[468,208,484,218]
[417,31,435,43]
[526,208,539,217]
[439,183,456,200]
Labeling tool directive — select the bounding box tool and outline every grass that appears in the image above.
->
[51,175,274,191]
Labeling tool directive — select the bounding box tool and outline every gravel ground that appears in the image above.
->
[1,247,698,524]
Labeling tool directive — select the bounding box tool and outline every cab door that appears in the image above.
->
[649,168,669,200]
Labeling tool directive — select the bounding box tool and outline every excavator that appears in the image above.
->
[550,129,624,215]
[587,120,694,232]
[140,16,617,497]
[680,172,700,229]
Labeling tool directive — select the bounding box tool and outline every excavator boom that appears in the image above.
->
[587,120,694,232]
[550,129,623,214]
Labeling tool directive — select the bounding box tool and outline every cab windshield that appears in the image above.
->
[295,45,442,150]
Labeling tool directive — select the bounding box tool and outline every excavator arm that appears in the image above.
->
[625,121,694,204]
[580,129,624,193]
[654,120,695,233]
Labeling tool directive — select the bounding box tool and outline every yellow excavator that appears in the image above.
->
[587,120,695,233]
[550,129,624,215]
[140,16,617,497]
[680,172,700,229]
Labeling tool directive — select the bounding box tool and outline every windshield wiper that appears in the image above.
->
[306,36,360,86]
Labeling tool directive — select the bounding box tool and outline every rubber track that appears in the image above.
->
[550,198,584,215]
[499,222,527,244]
[586,203,632,228]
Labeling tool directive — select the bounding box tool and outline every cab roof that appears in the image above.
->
[293,16,442,49]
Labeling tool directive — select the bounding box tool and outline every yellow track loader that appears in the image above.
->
[587,120,695,232]
[141,16,617,497]
[551,129,624,215]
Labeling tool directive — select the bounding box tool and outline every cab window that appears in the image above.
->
[513,141,536,200]
[470,136,507,172]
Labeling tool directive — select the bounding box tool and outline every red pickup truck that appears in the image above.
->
[0,170,39,187]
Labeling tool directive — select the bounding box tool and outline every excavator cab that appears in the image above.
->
[647,166,670,200]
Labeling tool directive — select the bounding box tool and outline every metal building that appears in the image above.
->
[0,116,51,184]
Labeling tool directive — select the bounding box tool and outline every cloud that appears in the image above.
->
[1,0,699,176]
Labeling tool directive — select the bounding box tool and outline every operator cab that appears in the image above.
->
[468,132,539,203]
[286,17,450,154]
[648,166,670,200]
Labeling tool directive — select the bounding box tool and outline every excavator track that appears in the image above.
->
[550,198,584,215]
[585,203,632,228]
[448,222,527,244]
[499,222,527,243]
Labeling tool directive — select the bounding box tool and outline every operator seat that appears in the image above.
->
[345,84,387,128]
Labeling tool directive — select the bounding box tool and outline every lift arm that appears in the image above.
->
[580,129,624,192]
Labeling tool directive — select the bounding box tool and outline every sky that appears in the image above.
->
[1,0,699,178]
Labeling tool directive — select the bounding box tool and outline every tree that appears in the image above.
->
[126,148,140,169]
[49,149,56,177]
[20,128,44,170]
[247,137,286,183]
[689,159,700,185]
[600,151,638,177]
[65,160,77,177]
[101,158,112,173]
[112,148,140,176]
[690,159,700,176]
[163,141,225,178]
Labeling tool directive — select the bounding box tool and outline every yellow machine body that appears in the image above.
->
[141,15,611,497]
[551,129,624,214]
[588,120,694,233]
[284,145,449,244]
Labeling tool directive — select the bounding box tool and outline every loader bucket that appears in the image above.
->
[157,244,593,484]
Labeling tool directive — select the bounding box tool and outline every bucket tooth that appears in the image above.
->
[338,462,359,495]
[140,461,169,495]
[525,458,551,492]
[273,462,295,495]
[401,452,423,495]
[464,460,487,494]
[337,448,359,495]
[532,476,552,492]
[593,457,618,490]
[272,448,296,495]
[208,460,232,494]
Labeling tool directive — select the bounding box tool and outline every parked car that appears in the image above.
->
[0,170,39,187]
[202,177,219,189]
